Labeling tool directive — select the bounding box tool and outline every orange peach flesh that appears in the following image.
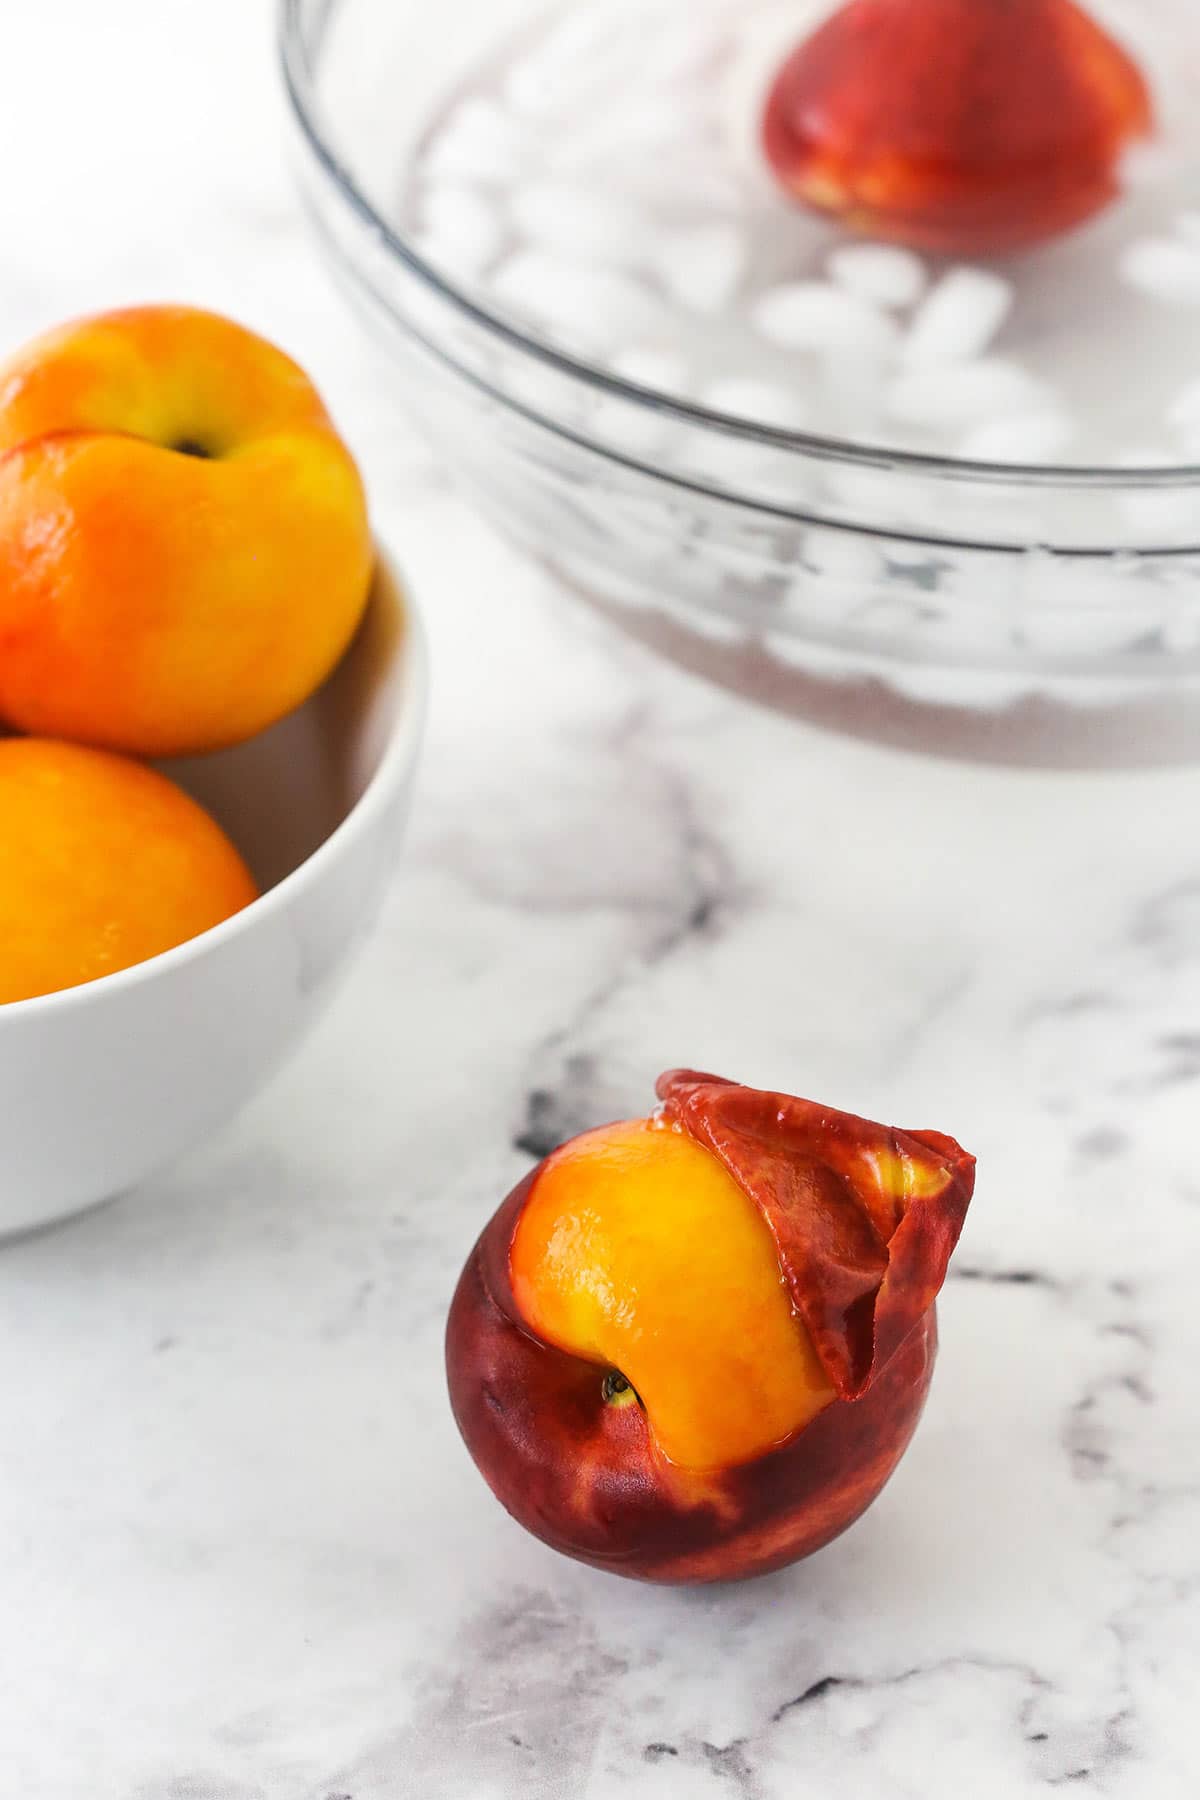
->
[510,1119,836,1471]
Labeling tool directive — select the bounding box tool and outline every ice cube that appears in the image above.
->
[701,375,809,431]
[1114,446,1173,468]
[886,358,1051,430]
[557,96,707,175]
[592,346,690,456]
[657,224,748,316]
[828,244,928,310]
[1120,239,1200,305]
[503,10,632,116]
[904,268,1014,365]
[417,184,505,279]
[751,282,901,355]
[489,251,659,353]
[510,180,650,266]
[1114,450,1200,536]
[958,412,1075,464]
[1167,376,1200,437]
[1117,491,1198,538]
[422,98,531,185]
[609,345,690,395]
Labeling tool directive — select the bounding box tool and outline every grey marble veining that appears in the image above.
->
[1,3,1199,1796]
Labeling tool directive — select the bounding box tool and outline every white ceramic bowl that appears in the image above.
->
[0,551,427,1237]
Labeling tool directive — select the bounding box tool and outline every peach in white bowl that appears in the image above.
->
[0,552,426,1236]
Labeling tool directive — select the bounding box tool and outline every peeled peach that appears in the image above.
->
[0,306,372,757]
[0,737,257,1004]
[763,0,1153,256]
[447,1069,975,1583]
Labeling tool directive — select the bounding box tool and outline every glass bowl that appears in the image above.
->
[281,0,1200,762]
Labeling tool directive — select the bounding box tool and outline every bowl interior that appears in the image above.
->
[285,0,1200,759]
[166,553,412,893]
[287,0,1200,549]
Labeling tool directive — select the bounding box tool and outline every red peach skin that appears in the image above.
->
[763,0,1153,256]
[447,1073,975,1584]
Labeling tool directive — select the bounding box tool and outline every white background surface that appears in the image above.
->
[1,4,1198,1796]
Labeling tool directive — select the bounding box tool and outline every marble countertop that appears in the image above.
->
[1,4,1198,1796]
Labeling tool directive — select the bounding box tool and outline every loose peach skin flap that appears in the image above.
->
[656,1071,976,1400]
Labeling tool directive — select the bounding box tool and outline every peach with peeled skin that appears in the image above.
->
[447,1070,976,1584]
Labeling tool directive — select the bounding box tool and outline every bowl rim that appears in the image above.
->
[278,0,1200,500]
[0,545,428,1026]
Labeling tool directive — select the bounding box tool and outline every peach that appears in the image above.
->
[447,1070,975,1583]
[0,737,257,1004]
[763,0,1153,256]
[0,306,372,756]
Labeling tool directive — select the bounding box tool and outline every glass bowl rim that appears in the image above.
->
[279,0,1200,500]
